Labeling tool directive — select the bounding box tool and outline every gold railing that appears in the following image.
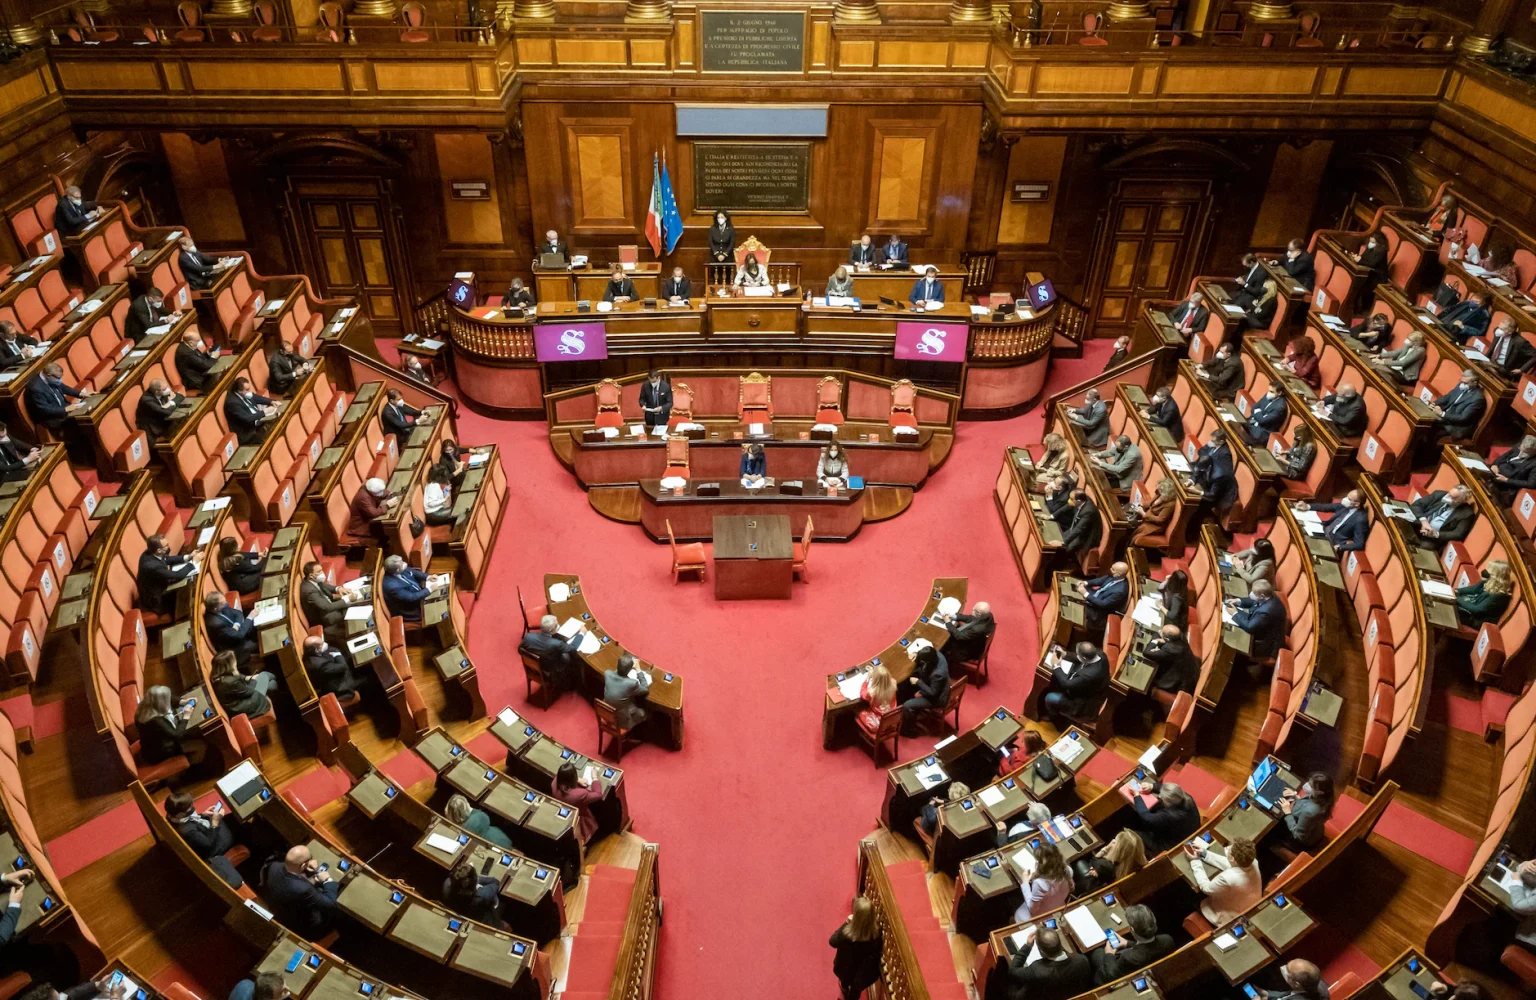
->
[967,312,1055,360]
[413,289,452,338]
[858,838,929,1000]
[447,309,537,360]
[609,843,661,1000]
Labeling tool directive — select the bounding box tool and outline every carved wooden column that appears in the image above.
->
[510,0,554,19]
[1247,0,1293,20]
[949,0,991,25]
[1106,2,1152,18]
[0,0,40,45]
[1462,0,1518,55]
[834,0,880,24]
[625,0,670,20]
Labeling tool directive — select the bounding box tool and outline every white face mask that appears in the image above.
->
[317,643,327,654]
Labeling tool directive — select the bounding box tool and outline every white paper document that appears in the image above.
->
[1049,735,1086,766]
[557,618,583,639]
[344,605,373,621]
[578,631,601,655]
[1459,455,1490,472]
[978,786,1007,808]
[250,600,285,627]
[1213,932,1239,951]
[497,708,519,727]
[425,833,461,855]
[1131,596,1165,630]
[1163,452,1190,472]
[216,760,262,799]
[547,582,571,604]
[914,762,946,788]
[937,596,961,617]
[201,496,233,511]
[836,674,865,701]
[1064,905,1106,948]
[1421,579,1455,600]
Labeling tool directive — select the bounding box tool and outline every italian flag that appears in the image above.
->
[644,153,663,256]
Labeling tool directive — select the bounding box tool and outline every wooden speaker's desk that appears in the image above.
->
[523,299,707,344]
[712,513,793,600]
[845,266,967,305]
[531,263,662,304]
[639,478,863,543]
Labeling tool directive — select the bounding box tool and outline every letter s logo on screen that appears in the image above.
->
[916,327,948,355]
[557,329,588,355]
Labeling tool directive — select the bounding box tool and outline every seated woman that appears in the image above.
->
[1274,424,1316,483]
[1186,835,1262,925]
[1457,559,1513,629]
[1128,478,1177,547]
[1158,569,1189,631]
[918,781,971,838]
[1012,840,1074,923]
[218,536,266,595]
[444,793,513,850]
[740,442,767,484]
[1351,312,1394,353]
[1033,433,1070,491]
[826,266,853,298]
[855,664,897,737]
[1229,537,1276,585]
[210,650,276,720]
[423,468,455,526]
[134,685,208,767]
[1073,829,1147,896]
[551,762,606,844]
[434,439,468,491]
[734,253,770,289]
[818,441,851,488]
[997,728,1047,776]
[1370,330,1426,386]
[1274,772,1335,853]
[1242,279,1279,331]
[442,860,502,927]
[1283,335,1321,390]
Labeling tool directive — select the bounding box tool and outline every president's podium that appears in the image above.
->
[712,514,793,600]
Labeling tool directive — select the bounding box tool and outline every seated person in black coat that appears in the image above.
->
[25,363,84,432]
[262,845,340,939]
[1005,927,1092,1000]
[899,645,949,737]
[0,868,33,948]
[175,330,218,391]
[1409,484,1477,550]
[1123,779,1201,854]
[503,278,535,309]
[1060,491,1102,556]
[522,615,579,689]
[1081,562,1130,635]
[177,237,229,292]
[1040,642,1109,722]
[0,422,41,483]
[204,592,259,664]
[0,320,40,369]
[135,379,183,445]
[164,790,243,889]
[266,341,314,396]
[380,388,422,448]
[602,265,636,303]
[1198,342,1245,402]
[302,635,362,699]
[941,601,995,662]
[55,185,101,238]
[299,560,360,647]
[1231,253,1267,309]
[137,534,195,615]
[1490,435,1536,505]
[1436,291,1490,344]
[1315,383,1368,439]
[1351,312,1394,353]
[1043,476,1077,529]
[1146,624,1199,697]
[661,267,691,303]
[132,685,208,767]
[124,287,179,341]
[1225,579,1288,661]
[1431,370,1487,441]
[442,861,502,928]
[1091,904,1175,986]
[209,649,276,721]
[1141,386,1181,432]
[1191,429,1239,513]
[1483,319,1536,378]
[224,377,277,447]
[217,536,266,595]
[1296,490,1368,553]
[1354,233,1389,299]
[1282,238,1315,291]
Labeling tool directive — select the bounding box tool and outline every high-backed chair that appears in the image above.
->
[667,519,706,582]
[317,2,344,41]
[733,236,772,268]
[668,382,694,428]
[519,648,561,709]
[1293,10,1323,46]
[739,372,773,424]
[252,2,283,41]
[889,379,918,428]
[174,2,205,42]
[664,437,690,480]
[74,8,119,42]
[793,516,814,582]
[1079,13,1108,45]
[595,699,638,760]
[814,376,844,425]
[400,2,429,42]
[856,706,901,765]
[594,378,624,428]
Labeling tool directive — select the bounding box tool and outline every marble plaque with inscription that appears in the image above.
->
[693,142,811,213]
[700,11,806,73]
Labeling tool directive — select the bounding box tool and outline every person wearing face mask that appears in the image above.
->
[734,253,769,289]
[135,378,184,445]
[1196,342,1244,401]
[1426,193,1460,241]
[1409,483,1477,549]
[662,266,691,302]
[54,185,101,238]
[401,354,431,384]
[849,233,876,267]
[503,276,535,309]
[1081,562,1129,635]
[136,533,196,616]
[1274,771,1335,853]
[177,237,230,291]
[380,388,423,449]
[1315,382,1368,439]
[1437,291,1490,344]
[1142,385,1181,432]
[1354,233,1389,299]
[125,286,180,341]
[1231,252,1267,309]
[1351,312,1394,353]
[266,340,314,396]
[1483,317,1536,377]
[1295,490,1369,553]
[204,592,259,664]
[1280,237,1315,291]
[602,264,635,304]
[1191,428,1238,513]
[639,370,671,432]
[1167,291,1208,335]
[0,422,41,483]
[1240,386,1288,447]
[825,265,854,298]
[1066,388,1109,447]
[537,229,568,261]
[908,266,944,306]
[1369,330,1426,385]
[343,478,397,548]
[1430,369,1486,441]
[26,362,88,446]
[881,232,909,269]
[299,561,363,647]
[1243,279,1280,332]
[302,634,362,698]
[1091,434,1142,491]
[1103,335,1131,371]
[0,321,39,369]
[817,441,851,489]
[708,211,735,263]
[223,376,277,446]
[175,329,219,391]
[1490,436,1536,504]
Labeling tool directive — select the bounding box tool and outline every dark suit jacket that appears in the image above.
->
[1439,300,1490,342]
[1435,384,1486,438]
[1128,785,1201,854]
[1050,652,1108,716]
[1084,575,1129,614]
[603,278,637,302]
[213,672,269,717]
[1358,241,1389,291]
[1045,488,1075,528]
[176,343,217,391]
[0,334,38,369]
[1007,950,1092,1000]
[173,813,234,860]
[267,349,307,395]
[382,569,430,621]
[1312,502,1367,552]
[1245,295,1278,331]
[25,377,82,429]
[0,438,30,483]
[1493,449,1536,493]
[1238,262,1267,299]
[305,647,358,698]
[262,863,340,937]
[1411,491,1477,544]
[1147,637,1198,694]
[740,452,767,477]
[639,380,673,425]
[125,295,166,341]
[849,243,877,265]
[1061,500,1102,554]
[224,392,273,447]
[1323,393,1368,438]
[521,629,575,678]
[138,712,195,763]
[55,197,97,238]
[504,285,535,308]
[1233,593,1287,659]
[881,240,909,267]
[443,873,501,926]
[945,611,995,662]
[300,578,349,628]
[1193,442,1235,495]
[205,606,255,655]
[912,653,950,706]
[136,390,181,443]
[1146,397,1181,431]
[1487,333,1536,375]
[1245,394,1289,443]
[381,400,420,444]
[1284,251,1316,290]
[179,249,221,291]
[1168,301,1209,332]
[1090,934,1176,986]
[708,225,734,260]
[1161,588,1189,630]
[661,276,691,299]
[909,278,945,305]
[1205,355,1244,400]
[138,550,194,615]
[538,240,569,259]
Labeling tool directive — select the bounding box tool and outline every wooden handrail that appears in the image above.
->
[859,838,931,1000]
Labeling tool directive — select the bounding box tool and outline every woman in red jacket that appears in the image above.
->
[855,664,897,736]
[552,762,605,844]
[1283,335,1322,391]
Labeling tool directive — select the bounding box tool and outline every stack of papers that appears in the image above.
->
[1132,595,1165,629]
[906,637,933,659]
[557,618,583,639]
[547,582,571,603]
[1421,578,1455,600]
[468,452,490,467]
[1459,454,1490,471]
[250,599,285,627]
[836,674,865,701]
[1008,925,1038,951]
[1009,845,1036,877]
[978,786,1007,807]
[914,761,946,788]
[578,632,601,655]
[1065,905,1106,948]
[1049,735,1086,766]
[425,833,461,855]
[1163,452,1191,472]
[937,596,961,617]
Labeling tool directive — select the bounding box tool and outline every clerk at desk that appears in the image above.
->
[602,265,636,304]
[909,267,944,306]
[849,234,877,266]
[740,442,767,483]
[881,233,909,269]
[662,267,691,302]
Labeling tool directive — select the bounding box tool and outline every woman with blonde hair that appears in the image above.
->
[1457,559,1514,628]
[1074,829,1148,895]
[855,664,897,739]
[1034,432,1070,489]
[829,896,882,1000]
[444,793,513,849]
[919,781,971,837]
[1243,278,1279,331]
[1129,477,1178,546]
[134,685,208,766]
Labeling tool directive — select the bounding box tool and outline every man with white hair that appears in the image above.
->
[520,613,578,691]
[342,477,396,548]
[995,801,1053,847]
[942,600,995,663]
[538,229,568,261]
[381,553,434,622]
[55,184,101,238]
[1431,369,1486,441]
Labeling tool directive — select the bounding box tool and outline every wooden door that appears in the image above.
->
[1088,180,1211,342]
[288,178,410,337]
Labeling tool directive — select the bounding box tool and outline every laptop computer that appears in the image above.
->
[1247,757,1289,811]
[539,252,568,269]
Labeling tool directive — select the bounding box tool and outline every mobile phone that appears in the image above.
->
[285,953,303,973]
[1243,985,1259,999]
[1408,984,1431,1000]
[1106,930,1121,948]
[316,862,329,873]
[1407,958,1422,974]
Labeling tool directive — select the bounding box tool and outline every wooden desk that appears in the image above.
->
[1204,920,1273,984]
[844,266,967,304]
[642,479,863,544]
[1379,953,1449,1000]
[532,263,663,304]
[713,513,792,600]
[1248,894,1315,951]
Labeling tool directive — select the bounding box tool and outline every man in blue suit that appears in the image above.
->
[1239,387,1289,447]
[25,363,85,432]
[1432,369,1487,441]
[1082,561,1130,636]
[263,845,340,940]
[1142,386,1182,432]
[1191,428,1238,513]
[204,592,258,663]
[381,554,434,622]
[1436,291,1490,344]
[522,614,579,690]
[1296,489,1368,553]
[1226,579,1287,662]
[880,233,909,269]
[909,267,945,306]
[55,185,101,238]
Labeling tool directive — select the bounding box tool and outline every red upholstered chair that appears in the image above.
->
[73,9,119,42]
[1293,10,1323,47]
[1328,973,1363,999]
[856,705,901,765]
[732,236,772,269]
[739,372,773,424]
[1079,13,1108,45]
[1501,943,1536,989]
[516,586,547,631]
[400,2,430,42]
[953,629,993,686]
[667,519,706,583]
[252,2,284,41]
[174,3,206,42]
[664,437,690,480]
[0,974,31,1000]
[668,382,694,428]
[1182,910,1213,937]
[316,1,344,41]
[594,379,624,429]
[814,376,844,425]
[793,516,814,582]
[231,713,260,763]
[889,379,918,428]
[595,699,638,760]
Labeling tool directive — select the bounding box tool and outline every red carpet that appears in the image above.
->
[1426,689,1485,735]
[1292,920,1382,988]
[1330,793,1476,873]
[431,339,1117,998]
[47,799,149,880]
[1163,761,1232,811]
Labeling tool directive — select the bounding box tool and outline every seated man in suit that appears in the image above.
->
[302,635,362,699]
[137,533,195,616]
[1142,385,1181,432]
[1410,483,1477,550]
[177,237,231,292]
[25,363,85,432]
[1196,340,1244,402]
[1436,290,1490,344]
[899,645,949,737]
[1082,562,1130,635]
[1253,959,1331,1000]
[1166,291,1208,336]
[1281,238,1315,291]
[1146,624,1199,697]
[661,267,691,302]
[124,287,181,341]
[602,264,636,304]
[135,379,183,446]
[1490,435,1536,505]
[1060,490,1103,557]
[1091,435,1143,491]
[503,277,535,309]
[1103,335,1130,372]
[1230,253,1267,309]
[1006,928,1092,1000]
[848,234,877,267]
[1296,489,1368,553]
[380,388,422,449]
[262,845,340,940]
[381,554,434,622]
[265,341,314,396]
[1484,318,1536,377]
[522,614,579,690]
[204,592,259,664]
[1192,428,1238,513]
[299,560,361,645]
[1123,779,1201,854]
[1225,579,1287,663]
[1040,641,1109,723]
[639,370,672,431]
[175,329,219,392]
[1043,474,1077,528]
[602,653,651,730]
[537,229,568,261]
[164,790,243,889]
[1430,369,1486,441]
[1066,388,1109,447]
[1314,382,1368,439]
[880,233,909,269]
[0,320,40,369]
[1091,904,1175,986]
[908,266,945,306]
[55,185,101,238]
[1240,386,1288,447]
[0,423,41,483]
[941,601,995,663]
[223,376,277,447]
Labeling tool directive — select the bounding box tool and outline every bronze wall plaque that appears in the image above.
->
[692,142,811,213]
[700,11,806,73]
